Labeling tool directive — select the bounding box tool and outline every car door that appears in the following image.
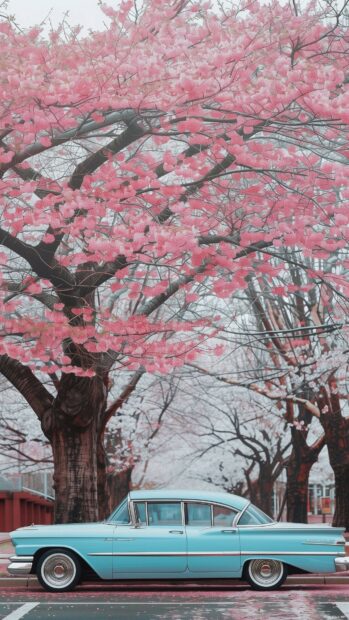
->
[186,502,241,575]
[112,500,187,576]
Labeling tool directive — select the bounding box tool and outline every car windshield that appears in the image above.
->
[238,504,274,525]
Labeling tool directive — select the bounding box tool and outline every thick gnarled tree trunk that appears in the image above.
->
[51,423,100,523]
[43,374,108,524]
[0,355,142,524]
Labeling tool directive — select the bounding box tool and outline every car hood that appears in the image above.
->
[10,522,109,539]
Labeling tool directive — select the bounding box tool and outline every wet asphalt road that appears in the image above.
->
[1,584,349,619]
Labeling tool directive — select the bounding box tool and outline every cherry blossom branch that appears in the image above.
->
[188,363,321,418]
[68,117,146,191]
[0,355,53,422]
[0,109,144,175]
[4,280,59,309]
[0,227,75,299]
[103,367,145,426]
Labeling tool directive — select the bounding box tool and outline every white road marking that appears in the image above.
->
[334,602,349,618]
[1,601,349,615]
[3,603,39,619]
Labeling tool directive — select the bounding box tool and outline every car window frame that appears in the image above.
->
[184,500,240,528]
[109,497,245,528]
[130,500,186,527]
[235,501,275,527]
[212,503,239,528]
[107,498,132,525]
[186,500,213,526]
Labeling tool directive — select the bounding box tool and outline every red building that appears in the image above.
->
[0,477,53,532]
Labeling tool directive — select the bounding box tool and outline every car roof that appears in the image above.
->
[128,489,249,512]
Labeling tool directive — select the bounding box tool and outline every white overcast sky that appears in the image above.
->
[8,0,108,30]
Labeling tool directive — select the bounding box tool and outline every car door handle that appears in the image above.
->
[221,530,237,534]
[169,530,184,534]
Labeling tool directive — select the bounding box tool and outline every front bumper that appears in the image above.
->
[7,555,33,576]
[335,557,349,572]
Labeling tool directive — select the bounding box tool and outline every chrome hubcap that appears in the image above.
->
[260,563,272,577]
[53,564,65,578]
[41,554,76,588]
[249,559,283,587]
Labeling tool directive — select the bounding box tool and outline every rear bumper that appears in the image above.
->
[335,557,349,572]
[7,555,33,576]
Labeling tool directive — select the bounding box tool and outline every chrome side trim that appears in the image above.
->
[9,555,34,563]
[238,523,274,529]
[88,551,240,557]
[129,500,137,528]
[240,551,344,556]
[303,540,345,546]
[181,501,186,527]
[238,527,339,532]
[127,494,132,526]
[88,550,344,558]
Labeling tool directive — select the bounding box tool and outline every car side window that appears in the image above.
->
[187,502,212,526]
[112,500,130,524]
[134,501,147,525]
[213,505,238,527]
[238,505,274,525]
[147,502,182,526]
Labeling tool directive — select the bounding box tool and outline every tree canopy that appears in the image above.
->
[1,0,349,522]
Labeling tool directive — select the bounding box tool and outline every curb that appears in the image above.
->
[1,575,349,588]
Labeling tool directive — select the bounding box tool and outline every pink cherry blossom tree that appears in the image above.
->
[1,0,349,522]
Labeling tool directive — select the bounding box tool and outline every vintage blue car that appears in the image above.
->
[8,489,349,592]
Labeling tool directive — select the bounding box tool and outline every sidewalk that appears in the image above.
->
[1,532,349,587]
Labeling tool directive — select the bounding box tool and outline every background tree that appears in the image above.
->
[193,252,349,526]
[105,374,179,508]
[245,260,349,526]
[1,0,349,522]
[191,393,290,515]
[0,378,52,474]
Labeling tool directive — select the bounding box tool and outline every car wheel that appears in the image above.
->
[245,559,287,590]
[37,549,81,592]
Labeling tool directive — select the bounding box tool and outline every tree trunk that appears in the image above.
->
[320,412,349,530]
[247,468,274,516]
[43,374,108,523]
[286,430,325,523]
[332,464,349,528]
[286,460,314,523]
[107,466,133,511]
[51,422,100,523]
[97,434,110,519]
